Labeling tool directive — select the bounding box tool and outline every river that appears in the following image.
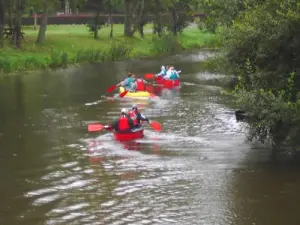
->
[1,51,300,225]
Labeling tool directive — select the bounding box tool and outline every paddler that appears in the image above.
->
[128,104,149,128]
[133,76,147,91]
[117,73,135,91]
[156,65,167,77]
[110,108,134,132]
[164,66,180,80]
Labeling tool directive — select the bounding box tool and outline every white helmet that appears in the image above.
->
[121,108,128,114]
[161,66,165,69]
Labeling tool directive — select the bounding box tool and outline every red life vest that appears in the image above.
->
[129,110,138,125]
[136,79,145,91]
[118,116,130,131]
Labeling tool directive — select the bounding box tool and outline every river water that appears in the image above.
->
[1,51,300,225]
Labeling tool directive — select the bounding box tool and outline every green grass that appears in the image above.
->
[0,24,220,74]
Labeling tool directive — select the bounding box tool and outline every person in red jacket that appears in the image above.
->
[128,105,149,128]
[111,108,134,132]
[133,76,147,91]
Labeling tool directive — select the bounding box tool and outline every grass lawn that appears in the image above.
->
[0,24,220,73]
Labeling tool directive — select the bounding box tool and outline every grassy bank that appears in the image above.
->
[0,24,220,74]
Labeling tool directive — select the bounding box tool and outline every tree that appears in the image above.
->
[102,0,122,38]
[36,0,49,44]
[223,0,300,151]
[11,0,24,48]
[0,0,4,47]
[198,0,264,32]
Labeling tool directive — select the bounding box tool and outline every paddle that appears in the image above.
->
[119,90,128,98]
[88,123,105,132]
[106,85,117,93]
[149,121,162,132]
[144,73,156,79]
[88,121,162,132]
[145,70,182,80]
[88,124,112,132]
[106,83,127,98]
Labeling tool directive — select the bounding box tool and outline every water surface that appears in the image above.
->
[0,51,300,225]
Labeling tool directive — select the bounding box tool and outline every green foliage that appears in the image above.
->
[149,34,182,55]
[0,25,217,74]
[199,0,263,32]
[104,41,132,60]
[194,17,207,32]
[86,22,107,36]
[221,0,300,149]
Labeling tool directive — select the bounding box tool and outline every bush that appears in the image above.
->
[150,34,182,55]
[105,41,132,61]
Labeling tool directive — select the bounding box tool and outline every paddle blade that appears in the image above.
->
[107,85,117,93]
[144,73,155,79]
[119,90,128,98]
[88,123,105,132]
[150,121,162,132]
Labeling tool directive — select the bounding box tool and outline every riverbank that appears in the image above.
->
[0,24,220,74]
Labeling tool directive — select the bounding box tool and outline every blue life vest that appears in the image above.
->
[124,77,134,89]
[170,71,178,80]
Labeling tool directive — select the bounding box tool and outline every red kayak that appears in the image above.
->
[113,127,144,141]
[155,77,180,89]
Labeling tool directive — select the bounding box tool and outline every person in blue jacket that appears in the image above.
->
[156,66,167,77]
[165,66,180,80]
[117,73,135,91]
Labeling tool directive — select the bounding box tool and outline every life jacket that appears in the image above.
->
[118,116,131,131]
[128,110,138,125]
[170,71,178,80]
[136,79,145,91]
[124,77,134,89]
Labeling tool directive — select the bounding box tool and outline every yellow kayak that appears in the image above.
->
[119,87,155,99]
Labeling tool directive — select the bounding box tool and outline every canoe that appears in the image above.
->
[113,127,144,141]
[119,87,155,99]
[155,77,180,88]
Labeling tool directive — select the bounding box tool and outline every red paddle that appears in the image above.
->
[88,123,105,132]
[144,73,156,79]
[149,121,162,132]
[88,124,112,132]
[106,85,117,93]
[119,90,128,98]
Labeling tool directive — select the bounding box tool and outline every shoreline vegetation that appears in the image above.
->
[0,24,220,74]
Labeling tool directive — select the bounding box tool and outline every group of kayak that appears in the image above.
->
[117,65,180,93]
[88,65,181,142]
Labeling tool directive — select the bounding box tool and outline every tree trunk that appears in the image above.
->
[11,0,23,48]
[137,0,145,38]
[94,11,100,39]
[70,0,78,14]
[0,0,4,47]
[36,0,48,44]
[8,1,13,28]
[124,0,133,37]
[171,8,177,36]
[109,0,113,38]
[153,0,162,36]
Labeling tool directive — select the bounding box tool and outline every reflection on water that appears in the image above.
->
[0,51,300,225]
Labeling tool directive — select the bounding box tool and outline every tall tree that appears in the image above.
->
[102,0,122,38]
[11,0,24,48]
[123,0,146,37]
[123,0,133,36]
[36,0,49,44]
[0,0,4,47]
